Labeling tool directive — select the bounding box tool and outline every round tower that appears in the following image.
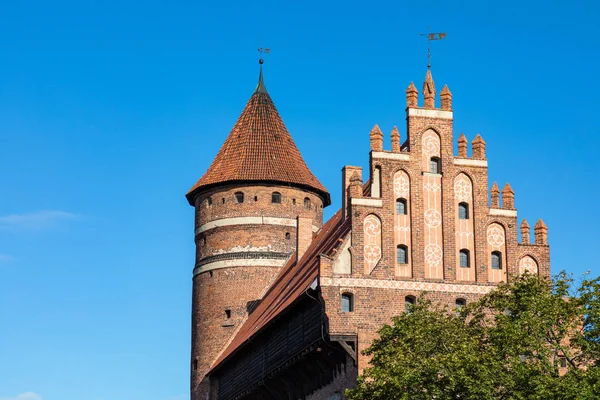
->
[186,64,330,400]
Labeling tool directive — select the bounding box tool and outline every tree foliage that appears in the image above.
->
[347,273,600,400]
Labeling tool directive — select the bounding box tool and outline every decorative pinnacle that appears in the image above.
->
[370,124,383,138]
[535,219,548,230]
[406,82,418,94]
[491,182,500,194]
[391,126,400,138]
[458,133,467,143]
[472,134,486,145]
[502,183,514,195]
[521,219,530,228]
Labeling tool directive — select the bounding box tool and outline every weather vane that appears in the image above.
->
[258,46,270,65]
[421,27,446,69]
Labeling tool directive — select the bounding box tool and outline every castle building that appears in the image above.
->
[186,63,551,400]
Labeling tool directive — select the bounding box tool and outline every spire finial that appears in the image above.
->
[255,47,270,94]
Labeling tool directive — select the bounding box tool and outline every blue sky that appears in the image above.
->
[0,1,598,400]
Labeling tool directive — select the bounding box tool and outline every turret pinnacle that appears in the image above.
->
[370,124,383,151]
[423,69,436,109]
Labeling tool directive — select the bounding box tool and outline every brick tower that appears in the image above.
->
[185,63,330,399]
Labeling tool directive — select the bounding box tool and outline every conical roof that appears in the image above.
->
[186,69,330,205]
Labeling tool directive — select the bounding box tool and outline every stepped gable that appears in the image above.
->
[208,183,370,373]
[186,69,330,206]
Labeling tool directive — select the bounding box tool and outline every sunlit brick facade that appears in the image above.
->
[186,66,550,400]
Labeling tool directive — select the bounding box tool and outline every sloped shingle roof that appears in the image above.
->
[186,72,330,206]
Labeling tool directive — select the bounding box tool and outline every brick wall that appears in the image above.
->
[190,183,326,400]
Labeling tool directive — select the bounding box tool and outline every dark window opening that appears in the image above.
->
[456,298,467,310]
[396,198,407,215]
[430,157,441,174]
[492,251,502,270]
[207,197,213,206]
[272,192,281,204]
[459,249,470,268]
[193,359,198,371]
[254,196,258,201]
[234,192,244,204]
[458,202,469,219]
[341,293,354,313]
[225,309,231,319]
[304,197,311,209]
[209,270,213,278]
[221,198,225,204]
[559,356,567,368]
[293,198,297,205]
[285,232,291,240]
[405,295,416,312]
[397,245,408,264]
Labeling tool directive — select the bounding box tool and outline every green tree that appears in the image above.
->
[347,273,600,400]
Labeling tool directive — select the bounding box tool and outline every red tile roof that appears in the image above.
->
[186,75,330,206]
[209,208,351,372]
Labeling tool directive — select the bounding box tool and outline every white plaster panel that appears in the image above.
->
[453,158,488,167]
[321,277,494,295]
[408,108,453,119]
[195,217,319,235]
[489,208,517,217]
[372,151,410,161]
[351,198,383,207]
[193,258,288,275]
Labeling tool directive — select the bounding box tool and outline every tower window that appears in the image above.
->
[293,198,297,205]
[304,197,311,209]
[405,295,416,312]
[221,198,225,204]
[234,192,244,204]
[207,197,213,206]
[341,293,354,313]
[456,298,466,309]
[459,249,470,268]
[396,198,407,215]
[225,309,231,319]
[458,202,469,219]
[397,245,408,264]
[559,356,567,368]
[492,251,502,269]
[254,196,258,201]
[272,192,281,204]
[430,157,441,174]
[285,232,291,240]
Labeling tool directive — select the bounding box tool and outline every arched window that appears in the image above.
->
[430,157,441,174]
[396,198,407,215]
[405,295,416,312]
[285,232,291,240]
[234,192,244,203]
[304,197,311,209]
[458,202,469,219]
[207,197,213,206]
[456,298,466,310]
[459,249,470,268]
[341,293,354,313]
[272,192,281,204]
[492,251,502,269]
[397,245,408,264]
